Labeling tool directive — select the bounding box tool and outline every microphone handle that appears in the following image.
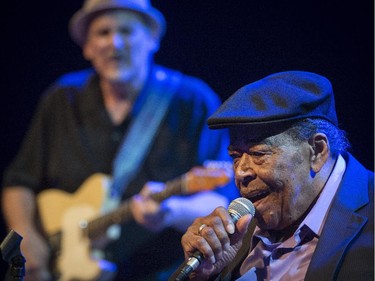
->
[174,250,203,281]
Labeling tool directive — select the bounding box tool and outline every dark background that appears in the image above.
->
[0,0,373,278]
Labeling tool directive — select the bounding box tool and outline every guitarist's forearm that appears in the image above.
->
[2,186,39,234]
[162,191,229,232]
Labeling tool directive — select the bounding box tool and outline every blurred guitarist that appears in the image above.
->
[0,0,239,280]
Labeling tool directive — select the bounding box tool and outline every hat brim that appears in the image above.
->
[207,114,337,129]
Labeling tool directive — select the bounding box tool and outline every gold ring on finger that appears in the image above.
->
[198,223,208,235]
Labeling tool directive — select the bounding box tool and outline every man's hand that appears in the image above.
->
[180,207,252,280]
[130,182,168,232]
[21,228,52,281]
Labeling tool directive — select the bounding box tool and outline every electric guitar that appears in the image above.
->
[37,162,232,281]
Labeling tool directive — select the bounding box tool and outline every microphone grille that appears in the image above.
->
[228,197,255,222]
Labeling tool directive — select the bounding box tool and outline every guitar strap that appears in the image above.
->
[109,68,182,200]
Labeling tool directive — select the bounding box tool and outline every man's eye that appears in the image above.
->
[119,27,132,35]
[228,153,240,160]
[95,29,110,36]
[249,151,266,157]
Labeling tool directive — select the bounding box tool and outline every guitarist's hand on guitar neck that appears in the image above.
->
[131,181,169,232]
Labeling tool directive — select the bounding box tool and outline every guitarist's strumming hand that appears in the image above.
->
[20,227,52,281]
[130,181,169,232]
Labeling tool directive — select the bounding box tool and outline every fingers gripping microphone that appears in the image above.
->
[174,198,255,281]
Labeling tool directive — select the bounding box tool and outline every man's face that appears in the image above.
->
[228,128,317,231]
[83,10,158,84]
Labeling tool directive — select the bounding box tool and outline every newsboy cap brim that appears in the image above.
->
[207,71,338,129]
[69,0,166,46]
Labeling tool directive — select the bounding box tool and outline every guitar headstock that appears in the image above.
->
[183,161,233,194]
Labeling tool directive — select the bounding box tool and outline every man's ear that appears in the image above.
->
[148,35,160,54]
[308,133,330,173]
[83,43,92,61]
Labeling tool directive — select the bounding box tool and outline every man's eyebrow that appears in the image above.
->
[228,138,274,151]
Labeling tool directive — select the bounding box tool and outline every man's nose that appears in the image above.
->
[111,33,126,48]
[234,154,255,181]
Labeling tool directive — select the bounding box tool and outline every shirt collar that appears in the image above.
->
[300,154,346,236]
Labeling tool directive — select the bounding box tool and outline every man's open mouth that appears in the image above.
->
[248,190,271,203]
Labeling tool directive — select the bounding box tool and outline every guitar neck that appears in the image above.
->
[86,176,185,239]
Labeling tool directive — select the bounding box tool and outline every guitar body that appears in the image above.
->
[37,173,117,281]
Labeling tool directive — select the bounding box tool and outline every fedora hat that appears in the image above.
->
[69,0,166,46]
